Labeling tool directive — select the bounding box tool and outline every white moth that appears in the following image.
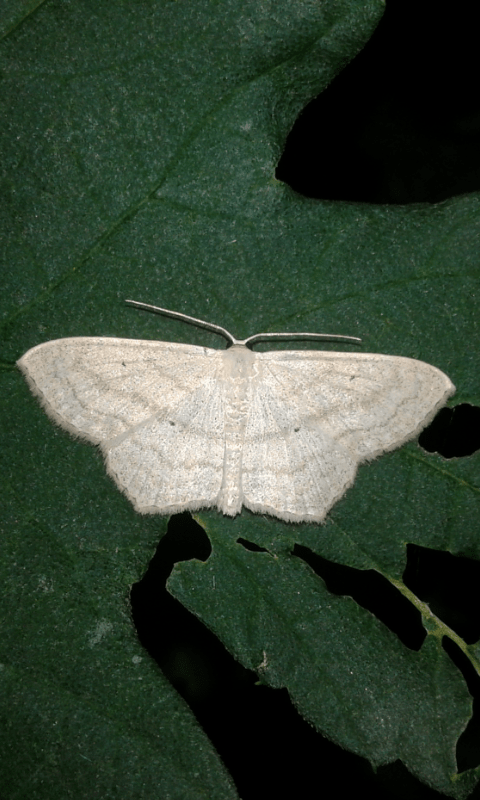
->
[17,301,455,523]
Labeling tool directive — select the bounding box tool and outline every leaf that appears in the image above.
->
[1,0,480,797]
[169,517,477,797]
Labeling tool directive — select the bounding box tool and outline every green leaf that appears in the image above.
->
[1,0,479,797]
[169,517,476,797]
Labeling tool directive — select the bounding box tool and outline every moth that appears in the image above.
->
[17,301,455,523]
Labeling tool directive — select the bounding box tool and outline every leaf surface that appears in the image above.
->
[1,0,479,797]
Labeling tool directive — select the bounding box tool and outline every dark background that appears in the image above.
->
[132,2,480,798]
[278,0,480,205]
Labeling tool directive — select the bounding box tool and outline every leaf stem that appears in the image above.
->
[389,576,480,675]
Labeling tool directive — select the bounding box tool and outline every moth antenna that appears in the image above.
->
[126,300,362,349]
[125,300,236,345]
[243,331,362,347]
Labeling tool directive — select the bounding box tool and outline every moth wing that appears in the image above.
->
[240,351,454,522]
[18,338,226,513]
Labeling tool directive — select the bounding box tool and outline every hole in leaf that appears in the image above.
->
[418,404,480,458]
[277,0,480,204]
[375,759,447,800]
[131,513,213,703]
[404,545,480,644]
[293,544,425,650]
[442,638,480,772]
[237,537,268,552]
